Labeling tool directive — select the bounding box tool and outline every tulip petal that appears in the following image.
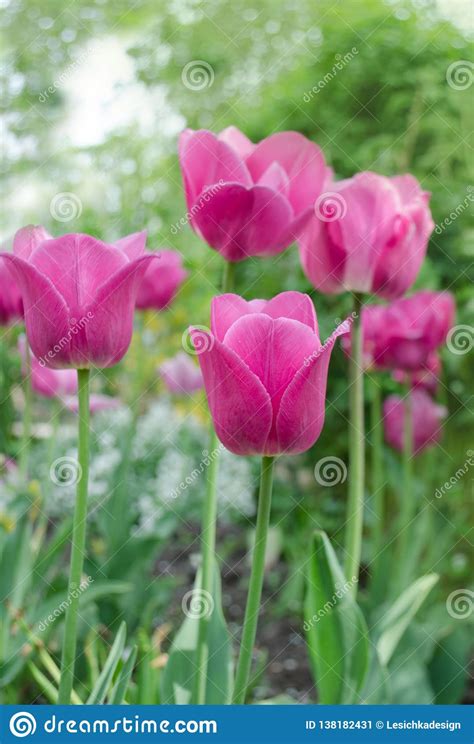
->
[13,225,52,260]
[179,129,252,211]
[298,214,346,293]
[191,182,294,261]
[136,250,187,311]
[191,329,273,456]
[84,254,159,367]
[224,315,318,416]
[276,320,349,454]
[246,132,327,215]
[263,291,318,335]
[114,230,147,260]
[0,253,70,367]
[31,234,128,312]
[218,126,255,159]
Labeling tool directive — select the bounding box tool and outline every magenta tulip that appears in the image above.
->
[19,337,77,398]
[135,250,187,311]
[392,352,441,394]
[159,352,203,394]
[1,227,157,370]
[299,172,434,300]
[0,257,23,326]
[384,389,447,454]
[191,292,348,456]
[178,127,329,262]
[359,291,455,372]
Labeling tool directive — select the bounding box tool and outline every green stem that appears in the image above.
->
[370,377,384,560]
[194,258,236,705]
[233,456,275,704]
[343,294,365,594]
[395,384,414,590]
[20,341,32,479]
[58,368,90,704]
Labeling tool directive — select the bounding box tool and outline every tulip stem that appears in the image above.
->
[194,258,235,705]
[395,384,414,590]
[233,456,275,704]
[20,341,32,479]
[343,293,365,595]
[58,368,90,705]
[371,378,384,548]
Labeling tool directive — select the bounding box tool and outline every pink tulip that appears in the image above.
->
[64,394,120,414]
[19,337,77,398]
[361,291,455,372]
[299,172,434,300]
[0,257,23,325]
[1,226,157,369]
[383,389,447,454]
[159,352,203,395]
[392,352,441,394]
[135,250,187,311]
[191,292,348,456]
[178,127,329,262]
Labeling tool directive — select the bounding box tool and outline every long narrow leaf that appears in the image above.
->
[110,646,137,704]
[86,622,126,704]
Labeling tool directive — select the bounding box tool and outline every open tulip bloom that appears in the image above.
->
[179,127,330,262]
[135,249,187,311]
[299,172,434,590]
[384,388,447,456]
[191,291,348,702]
[1,225,157,704]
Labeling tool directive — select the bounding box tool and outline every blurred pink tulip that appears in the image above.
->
[192,292,348,456]
[64,394,120,414]
[178,127,329,262]
[364,291,454,371]
[159,352,203,394]
[135,250,187,311]
[19,337,77,398]
[392,352,441,394]
[1,226,157,369]
[0,257,23,325]
[299,172,434,300]
[384,389,447,454]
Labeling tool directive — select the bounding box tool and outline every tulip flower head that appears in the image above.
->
[299,172,434,300]
[135,250,187,311]
[1,227,157,370]
[392,352,441,394]
[384,389,447,454]
[191,292,348,456]
[357,291,455,372]
[179,127,329,262]
[0,257,23,325]
[159,352,203,395]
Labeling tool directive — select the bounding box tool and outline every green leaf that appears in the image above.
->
[161,560,233,704]
[376,574,438,666]
[110,645,137,704]
[86,621,126,704]
[428,624,472,704]
[304,531,369,704]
